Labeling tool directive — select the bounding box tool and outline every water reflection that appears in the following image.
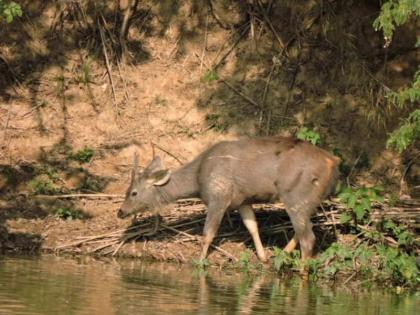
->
[0,255,417,315]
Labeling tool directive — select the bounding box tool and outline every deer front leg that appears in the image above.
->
[144,214,161,236]
[239,205,267,262]
[200,203,227,261]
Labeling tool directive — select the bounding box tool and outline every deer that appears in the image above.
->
[117,136,340,263]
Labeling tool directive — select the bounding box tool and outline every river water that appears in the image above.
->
[0,255,417,315]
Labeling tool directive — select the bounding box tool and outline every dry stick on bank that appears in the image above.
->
[53,197,419,261]
[213,22,250,70]
[119,0,138,64]
[260,60,277,134]
[98,19,118,114]
[195,52,262,110]
[199,12,209,74]
[211,21,250,69]
[151,141,185,165]
[256,0,288,58]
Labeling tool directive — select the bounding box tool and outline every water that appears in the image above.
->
[0,255,417,315]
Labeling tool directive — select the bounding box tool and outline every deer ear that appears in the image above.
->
[149,169,171,186]
[131,152,140,181]
[146,156,165,173]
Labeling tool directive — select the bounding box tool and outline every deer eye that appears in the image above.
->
[131,191,138,197]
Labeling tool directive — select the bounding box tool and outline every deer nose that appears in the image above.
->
[117,209,126,219]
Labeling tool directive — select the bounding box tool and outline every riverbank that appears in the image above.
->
[0,0,419,291]
[1,194,418,290]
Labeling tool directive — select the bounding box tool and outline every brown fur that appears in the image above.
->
[118,137,340,262]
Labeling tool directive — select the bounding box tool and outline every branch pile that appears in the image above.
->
[53,196,419,260]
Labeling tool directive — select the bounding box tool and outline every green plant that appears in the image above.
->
[35,165,59,181]
[386,109,420,153]
[71,147,95,163]
[318,243,355,277]
[338,186,384,225]
[1,165,18,186]
[192,258,209,271]
[203,69,218,83]
[55,207,84,220]
[375,244,419,286]
[78,174,105,192]
[309,241,418,287]
[75,58,94,85]
[373,0,420,44]
[239,251,252,272]
[0,1,22,23]
[29,179,58,195]
[296,127,321,145]
[374,1,420,153]
[272,248,300,272]
[382,219,415,248]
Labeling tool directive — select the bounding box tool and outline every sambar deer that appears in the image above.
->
[118,137,339,262]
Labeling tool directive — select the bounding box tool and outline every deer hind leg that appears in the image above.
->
[286,208,315,260]
[238,205,267,262]
[283,234,299,253]
[281,192,317,260]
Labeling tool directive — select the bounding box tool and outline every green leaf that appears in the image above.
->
[203,70,218,83]
[348,194,357,209]
[361,198,371,211]
[354,204,366,220]
[340,212,352,224]
[338,191,351,201]
[297,127,321,145]
[383,220,395,230]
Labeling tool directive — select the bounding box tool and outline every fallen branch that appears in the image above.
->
[256,0,288,56]
[98,18,118,111]
[161,224,238,262]
[53,198,419,261]
[151,142,186,165]
[35,193,124,199]
[194,52,262,110]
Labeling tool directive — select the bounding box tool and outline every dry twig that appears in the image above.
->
[98,19,118,112]
[53,198,419,260]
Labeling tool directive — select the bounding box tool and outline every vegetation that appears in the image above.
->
[238,251,263,273]
[75,58,94,86]
[374,0,420,152]
[70,147,95,164]
[272,248,300,273]
[0,0,21,23]
[203,70,219,83]
[269,184,419,289]
[54,207,85,220]
[373,0,420,44]
[296,127,321,146]
[28,178,59,195]
[192,258,209,271]
[307,242,418,288]
[387,109,420,153]
[338,185,384,224]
